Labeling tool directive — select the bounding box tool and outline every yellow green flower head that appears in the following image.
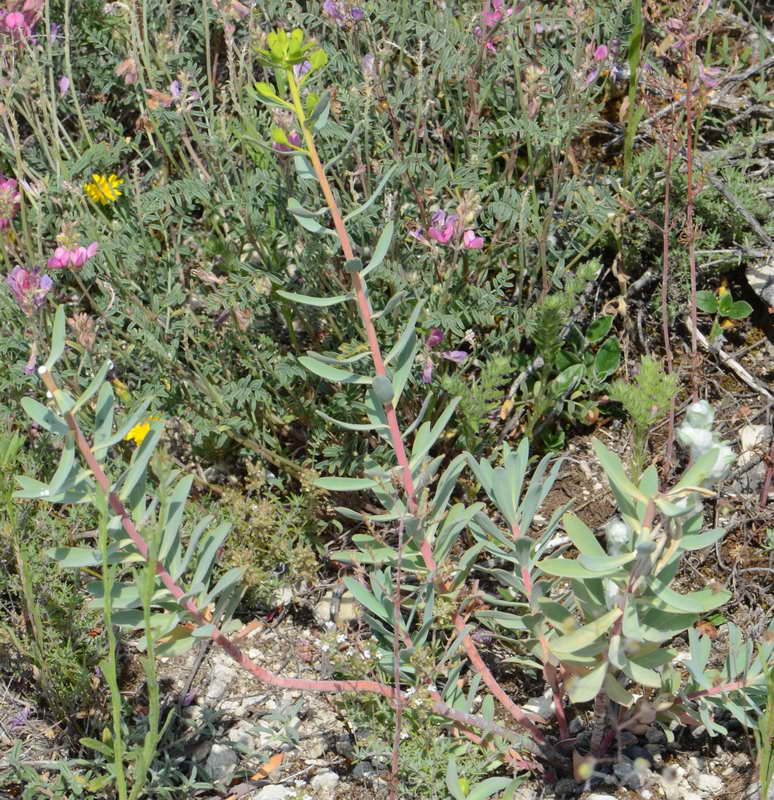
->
[124,416,163,447]
[85,173,124,205]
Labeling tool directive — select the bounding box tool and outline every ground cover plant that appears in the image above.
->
[1,0,774,798]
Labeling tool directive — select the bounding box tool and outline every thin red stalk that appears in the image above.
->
[454,615,547,744]
[758,433,774,508]
[661,135,676,473]
[290,79,436,569]
[511,523,570,740]
[684,54,699,401]
[389,519,405,800]
[41,366,528,750]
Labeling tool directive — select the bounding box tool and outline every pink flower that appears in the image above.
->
[421,356,434,384]
[47,242,99,269]
[427,210,458,244]
[0,176,20,229]
[425,328,445,348]
[594,44,609,61]
[58,75,69,96]
[441,350,468,364]
[476,0,513,52]
[462,229,484,249]
[5,266,53,315]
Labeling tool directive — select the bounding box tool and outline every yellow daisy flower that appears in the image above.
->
[85,173,124,205]
[123,416,163,447]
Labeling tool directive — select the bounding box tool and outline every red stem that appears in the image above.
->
[684,51,699,402]
[661,135,676,473]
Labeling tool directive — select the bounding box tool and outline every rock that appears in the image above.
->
[254,787,295,800]
[552,778,579,796]
[586,794,618,800]
[310,770,340,793]
[314,590,361,627]
[205,653,238,704]
[351,761,376,782]
[693,772,724,795]
[747,258,774,307]
[524,691,555,720]
[192,740,211,762]
[645,726,666,744]
[205,742,238,783]
[334,734,356,760]
[228,720,259,751]
[734,424,771,492]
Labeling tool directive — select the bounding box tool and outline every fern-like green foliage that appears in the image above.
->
[441,355,512,449]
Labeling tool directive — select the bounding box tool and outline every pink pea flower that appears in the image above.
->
[47,241,99,269]
[475,0,513,52]
[462,229,484,249]
[0,176,20,229]
[427,210,458,245]
[272,130,303,154]
[426,328,445,348]
[5,266,53,315]
[58,75,69,96]
[594,44,609,61]
[697,62,721,89]
[420,327,468,383]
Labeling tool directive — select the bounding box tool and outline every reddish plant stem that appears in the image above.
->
[454,615,546,744]
[661,135,676,473]
[389,519,405,800]
[40,366,525,750]
[510,522,570,741]
[684,52,699,402]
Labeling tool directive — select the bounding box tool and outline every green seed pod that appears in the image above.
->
[372,375,394,404]
[344,258,363,274]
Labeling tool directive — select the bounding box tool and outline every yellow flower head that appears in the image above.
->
[717,280,729,298]
[123,416,163,447]
[85,173,124,205]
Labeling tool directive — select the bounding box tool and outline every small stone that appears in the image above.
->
[310,770,340,792]
[352,761,376,782]
[254,787,295,800]
[586,794,618,800]
[205,742,238,783]
[645,726,666,744]
[205,654,237,704]
[693,773,724,794]
[192,740,211,762]
[228,720,257,751]
[553,778,579,797]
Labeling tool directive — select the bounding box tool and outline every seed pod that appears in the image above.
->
[372,375,394,404]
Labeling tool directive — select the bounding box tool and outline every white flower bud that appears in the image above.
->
[605,518,631,554]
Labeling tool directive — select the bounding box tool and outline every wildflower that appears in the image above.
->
[5,266,53,315]
[123,415,163,447]
[462,229,484,249]
[475,0,513,53]
[48,242,99,269]
[428,209,458,244]
[293,60,312,81]
[0,0,41,40]
[272,130,303,154]
[84,173,124,205]
[420,328,468,383]
[323,0,364,24]
[411,209,485,250]
[58,75,69,96]
[68,312,96,352]
[115,56,138,85]
[0,175,20,229]
[8,707,30,728]
[0,175,20,231]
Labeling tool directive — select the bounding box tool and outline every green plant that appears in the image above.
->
[755,664,774,800]
[695,283,754,343]
[609,355,679,476]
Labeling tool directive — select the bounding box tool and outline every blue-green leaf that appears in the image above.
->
[277,290,351,307]
[43,305,66,371]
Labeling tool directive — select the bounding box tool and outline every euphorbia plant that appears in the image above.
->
[15,27,774,798]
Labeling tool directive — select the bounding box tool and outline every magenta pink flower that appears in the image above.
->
[425,328,445,348]
[0,176,20,229]
[594,44,609,61]
[273,130,303,154]
[0,0,41,39]
[47,241,99,270]
[421,327,468,383]
[475,0,513,52]
[462,229,484,249]
[5,266,53,315]
[427,210,458,244]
